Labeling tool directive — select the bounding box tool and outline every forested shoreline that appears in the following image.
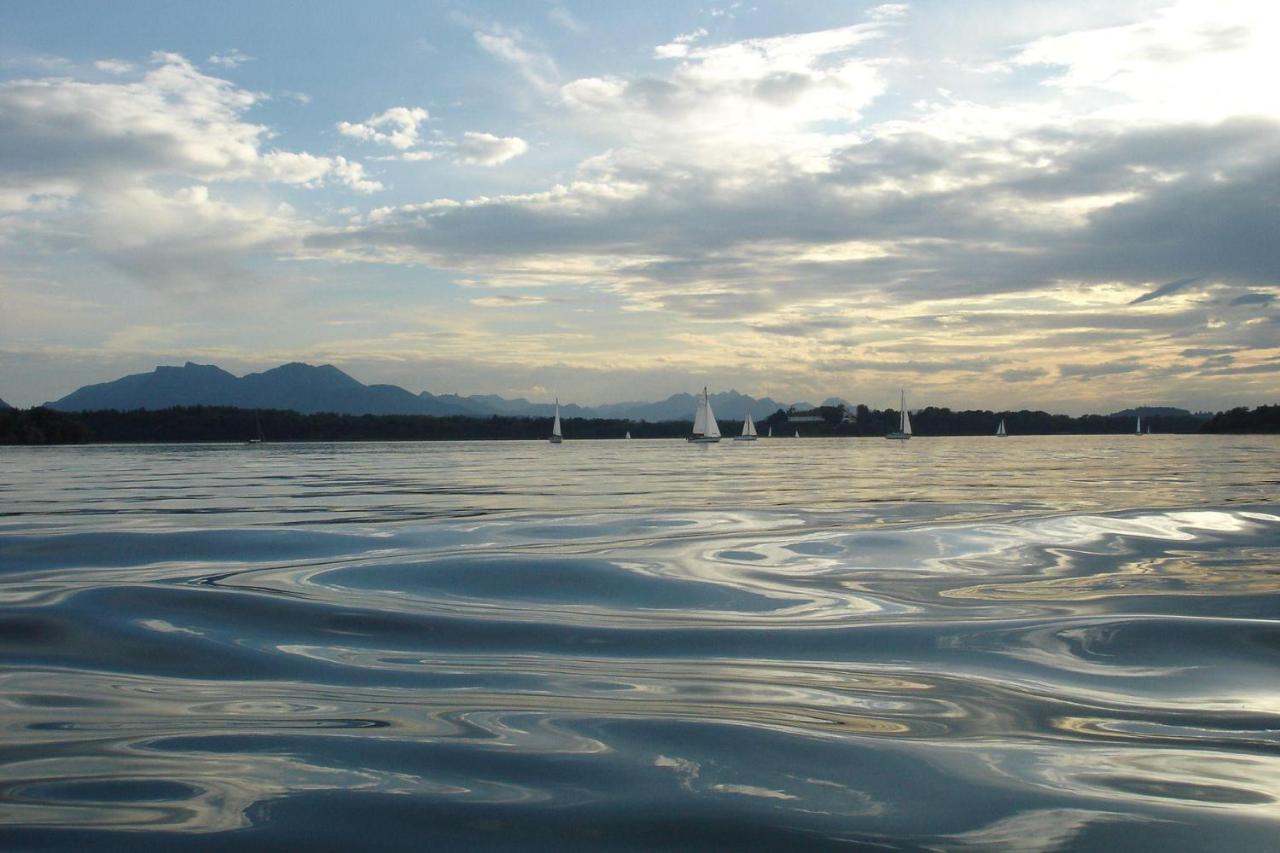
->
[2,403,1274,445]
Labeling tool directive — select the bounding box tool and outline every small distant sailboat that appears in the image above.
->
[1135,415,1144,436]
[245,414,265,445]
[625,430,631,440]
[794,429,800,438]
[688,386,722,443]
[549,398,563,444]
[886,390,912,440]
[735,413,758,442]
[996,418,1007,438]
[768,426,773,438]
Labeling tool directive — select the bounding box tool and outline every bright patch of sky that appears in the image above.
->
[1,0,1277,411]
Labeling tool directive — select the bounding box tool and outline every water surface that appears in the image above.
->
[1,436,1278,850]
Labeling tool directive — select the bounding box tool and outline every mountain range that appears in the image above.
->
[41,362,813,421]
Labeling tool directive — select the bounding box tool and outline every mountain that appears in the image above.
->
[45,362,472,416]
[0,397,13,410]
[44,361,812,421]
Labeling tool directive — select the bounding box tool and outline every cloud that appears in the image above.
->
[470,294,552,307]
[0,51,380,211]
[1229,291,1274,306]
[1128,276,1203,305]
[474,26,559,93]
[999,368,1049,383]
[337,106,430,150]
[867,4,910,21]
[94,59,134,74]
[456,132,528,166]
[1057,360,1144,379]
[208,49,252,69]
[1010,0,1280,124]
[548,6,586,36]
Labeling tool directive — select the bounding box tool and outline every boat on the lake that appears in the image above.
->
[688,387,722,443]
[245,415,265,445]
[625,430,631,439]
[735,413,758,442]
[549,399,563,444]
[996,418,1007,438]
[1135,415,1144,436]
[886,390,912,440]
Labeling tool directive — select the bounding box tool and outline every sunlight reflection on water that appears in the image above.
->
[1,436,1278,849]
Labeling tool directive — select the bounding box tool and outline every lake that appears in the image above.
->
[1,436,1278,850]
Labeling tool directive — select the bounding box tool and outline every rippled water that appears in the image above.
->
[2,436,1278,850]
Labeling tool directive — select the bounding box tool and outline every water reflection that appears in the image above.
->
[1,437,1278,848]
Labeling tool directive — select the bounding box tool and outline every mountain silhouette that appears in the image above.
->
[44,361,814,421]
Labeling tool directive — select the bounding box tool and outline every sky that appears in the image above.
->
[0,0,1277,412]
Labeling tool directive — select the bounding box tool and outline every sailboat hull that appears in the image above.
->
[885,433,911,440]
[549,436,562,444]
[733,435,757,441]
[687,436,721,443]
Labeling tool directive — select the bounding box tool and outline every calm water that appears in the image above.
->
[1,436,1278,850]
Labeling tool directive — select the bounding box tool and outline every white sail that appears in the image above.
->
[1135,415,1142,435]
[552,400,562,438]
[625,430,631,439]
[996,419,1006,437]
[743,414,757,437]
[768,426,773,437]
[901,407,912,436]
[703,391,721,438]
[693,389,707,435]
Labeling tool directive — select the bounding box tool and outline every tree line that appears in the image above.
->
[0,403,1275,445]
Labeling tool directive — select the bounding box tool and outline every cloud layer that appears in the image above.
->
[1,2,1277,410]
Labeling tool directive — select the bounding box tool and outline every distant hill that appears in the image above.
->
[43,362,811,420]
[46,362,476,416]
[1108,406,1208,419]
[0,397,12,410]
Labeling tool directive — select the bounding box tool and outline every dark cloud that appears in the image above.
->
[1229,291,1275,306]
[1057,360,1144,379]
[1129,277,1203,305]
[999,368,1048,382]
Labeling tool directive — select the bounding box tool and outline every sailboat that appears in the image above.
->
[794,430,800,438]
[996,418,1007,438]
[768,426,773,438]
[1135,415,1144,436]
[549,398,563,444]
[886,390,912,440]
[245,414,265,445]
[735,413,758,442]
[625,430,631,440]
[688,387,722,443]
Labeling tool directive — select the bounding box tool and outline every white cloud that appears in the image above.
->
[548,6,587,36]
[565,24,888,172]
[867,4,909,21]
[0,52,379,207]
[208,49,253,69]
[474,26,559,93]
[94,59,134,74]
[456,132,528,166]
[654,28,708,59]
[1011,0,1280,123]
[337,106,430,150]
[85,184,306,291]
